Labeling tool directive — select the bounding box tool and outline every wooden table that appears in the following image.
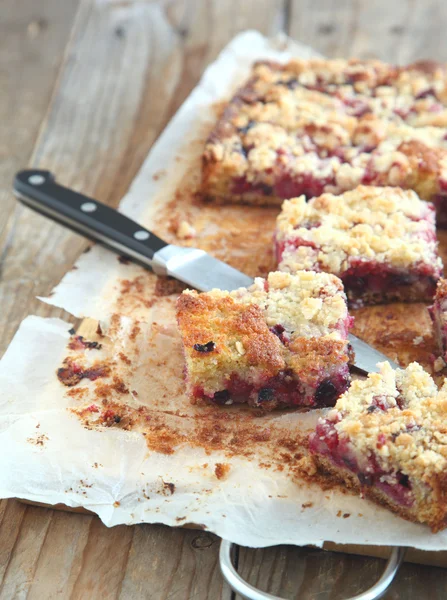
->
[2,1,447,598]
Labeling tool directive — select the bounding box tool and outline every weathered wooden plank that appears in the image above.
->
[0,506,54,600]
[163,0,286,120]
[0,1,290,598]
[119,526,226,600]
[236,544,447,599]
[0,1,80,597]
[288,0,447,62]
[0,0,80,241]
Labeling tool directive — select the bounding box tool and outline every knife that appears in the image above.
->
[13,169,400,374]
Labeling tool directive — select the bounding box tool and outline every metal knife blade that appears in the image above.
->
[14,168,401,374]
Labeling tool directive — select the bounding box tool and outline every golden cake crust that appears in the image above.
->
[176,271,352,408]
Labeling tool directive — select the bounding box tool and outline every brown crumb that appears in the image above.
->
[130,323,141,341]
[153,169,166,181]
[57,358,111,387]
[113,501,121,507]
[154,277,186,297]
[214,462,231,480]
[337,510,343,517]
[343,513,351,518]
[27,434,49,446]
[301,502,313,509]
[162,481,175,495]
[119,352,131,365]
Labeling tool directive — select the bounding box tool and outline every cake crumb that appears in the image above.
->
[152,169,166,181]
[413,336,424,346]
[162,481,176,495]
[215,462,231,480]
[235,341,245,355]
[177,220,196,240]
[434,356,446,372]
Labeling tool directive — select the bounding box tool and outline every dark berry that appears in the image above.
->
[398,472,410,488]
[415,88,434,100]
[367,405,378,413]
[343,275,367,291]
[238,120,255,134]
[315,379,338,406]
[406,423,421,433]
[358,472,373,486]
[213,390,231,404]
[391,274,416,286]
[270,324,285,336]
[193,341,216,353]
[114,415,121,423]
[269,324,289,345]
[258,388,275,403]
[371,395,389,411]
[278,78,298,90]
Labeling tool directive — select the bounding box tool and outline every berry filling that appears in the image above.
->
[309,420,415,508]
[192,367,350,408]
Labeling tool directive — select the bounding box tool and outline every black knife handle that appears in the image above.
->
[13,169,168,265]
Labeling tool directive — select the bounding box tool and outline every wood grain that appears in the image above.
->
[236,544,447,600]
[3,0,447,598]
[0,0,285,598]
[288,0,447,62]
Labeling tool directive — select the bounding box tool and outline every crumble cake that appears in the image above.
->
[429,279,447,365]
[275,186,443,306]
[202,59,447,225]
[309,361,447,532]
[176,271,353,409]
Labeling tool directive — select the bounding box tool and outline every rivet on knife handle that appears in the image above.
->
[13,169,168,268]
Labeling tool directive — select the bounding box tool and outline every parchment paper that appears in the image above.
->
[2,31,447,550]
[2,314,447,550]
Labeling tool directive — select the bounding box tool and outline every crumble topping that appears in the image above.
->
[202,59,447,211]
[205,270,348,338]
[324,361,447,477]
[276,186,441,274]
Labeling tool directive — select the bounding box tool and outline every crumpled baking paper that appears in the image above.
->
[2,31,447,550]
[2,314,447,550]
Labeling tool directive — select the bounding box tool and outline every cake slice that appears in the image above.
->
[309,361,447,532]
[276,185,443,307]
[176,271,353,409]
[429,279,447,365]
[202,59,447,226]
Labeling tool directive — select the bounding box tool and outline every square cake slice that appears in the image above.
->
[202,59,447,226]
[276,185,443,307]
[309,362,447,532]
[429,279,447,365]
[176,271,353,410]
